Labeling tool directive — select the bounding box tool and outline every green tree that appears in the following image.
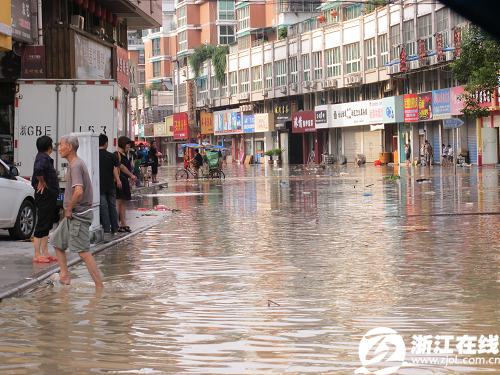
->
[451,25,500,117]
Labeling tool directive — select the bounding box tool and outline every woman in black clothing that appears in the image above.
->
[115,136,137,232]
[148,140,159,183]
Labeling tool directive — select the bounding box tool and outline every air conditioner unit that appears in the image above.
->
[262,89,269,97]
[290,83,298,92]
[279,86,287,95]
[324,79,337,89]
[409,60,419,70]
[203,98,212,107]
[303,80,312,89]
[238,92,250,101]
[71,15,85,30]
[428,55,437,66]
[445,50,454,61]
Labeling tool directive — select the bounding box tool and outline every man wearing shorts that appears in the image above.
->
[51,134,103,288]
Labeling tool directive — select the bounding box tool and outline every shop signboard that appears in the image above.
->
[274,101,291,129]
[292,111,315,133]
[154,122,168,137]
[243,114,255,133]
[403,94,419,123]
[164,116,174,137]
[432,89,451,119]
[328,97,399,128]
[200,111,214,135]
[418,92,432,121]
[173,112,189,140]
[254,113,274,133]
[11,0,32,43]
[144,123,154,137]
[21,45,45,78]
[214,109,243,135]
[315,105,329,129]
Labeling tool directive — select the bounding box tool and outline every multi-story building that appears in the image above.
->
[174,0,498,166]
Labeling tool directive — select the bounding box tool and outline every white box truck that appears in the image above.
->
[14,80,124,181]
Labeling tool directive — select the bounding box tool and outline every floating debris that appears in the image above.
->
[267,299,280,307]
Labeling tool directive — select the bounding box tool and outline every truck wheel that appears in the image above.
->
[9,200,36,240]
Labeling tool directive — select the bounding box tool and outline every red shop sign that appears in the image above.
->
[292,111,316,133]
[400,45,408,73]
[173,112,189,140]
[115,46,130,91]
[403,93,418,123]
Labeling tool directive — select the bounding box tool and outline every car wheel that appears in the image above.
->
[8,200,36,240]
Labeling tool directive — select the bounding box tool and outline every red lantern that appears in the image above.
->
[88,0,95,13]
[95,4,101,18]
[331,9,338,18]
[82,0,88,10]
[317,14,326,23]
[112,14,118,27]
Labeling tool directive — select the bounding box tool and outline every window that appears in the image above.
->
[378,34,389,66]
[302,54,310,82]
[229,72,237,95]
[364,38,376,70]
[417,14,433,51]
[436,8,450,46]
[153,61,161,77]
[237,5,250,31]
[139,50,145,64]
[178,30,187,52]
[251,66,262,91]
[177,6,187,28]
[238,35,250,50]
[178,83,186,104]
[211,75,219,97]
[219,25,235,45]
[344,42,360,74]
[218,0,235,20]
[390,24,400,60]
[264,63,273,89]
[198,77,208,101]
[343,4,362,21]
[239,69,250,93]
[312,52,322,80]
[403,20,416,56]
[289,57,298,84]
[325,47,341,77]
[152,38,161,56]
[139,70,145,84]
[275,60,287,87]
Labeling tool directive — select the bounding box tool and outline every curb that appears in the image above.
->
[0,212,170,301]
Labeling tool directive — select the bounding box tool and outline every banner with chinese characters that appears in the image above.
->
[173,112,189,140]
[115,46,130,91]
[21,45,45,78]
[450,86,465,115]
[254,113,274,133]
[200,111,214,135]
[418,92,433,121]
[400,46,407,73]
[74,33,112,79]
[315,105,330,129]
[292,111,315,133]
[243,114,255,133]
[403,94,418,123]
[153,122,168,137]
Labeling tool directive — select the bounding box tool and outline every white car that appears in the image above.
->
[0,158,36,240]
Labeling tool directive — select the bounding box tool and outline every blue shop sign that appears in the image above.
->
[243,114,255,133]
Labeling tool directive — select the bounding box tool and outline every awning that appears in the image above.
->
[105,0,161,28]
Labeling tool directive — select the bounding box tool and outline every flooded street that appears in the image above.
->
[1,165,499,374]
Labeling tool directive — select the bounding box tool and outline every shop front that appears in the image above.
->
[291,111,316,164]
[213,109,243,163]
[153,117,174,165]
[254,113,275,164]
[274,101,291,164]
[200,110,214,145]
[401,87,473,165]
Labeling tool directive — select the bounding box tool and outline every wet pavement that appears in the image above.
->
[0,164,499,374]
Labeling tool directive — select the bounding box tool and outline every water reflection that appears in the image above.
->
[0,165,499,374]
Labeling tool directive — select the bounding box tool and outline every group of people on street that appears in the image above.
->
[404,140,454,166]
[30,134,158,289]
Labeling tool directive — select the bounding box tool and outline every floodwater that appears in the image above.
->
[1,164,499,374]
